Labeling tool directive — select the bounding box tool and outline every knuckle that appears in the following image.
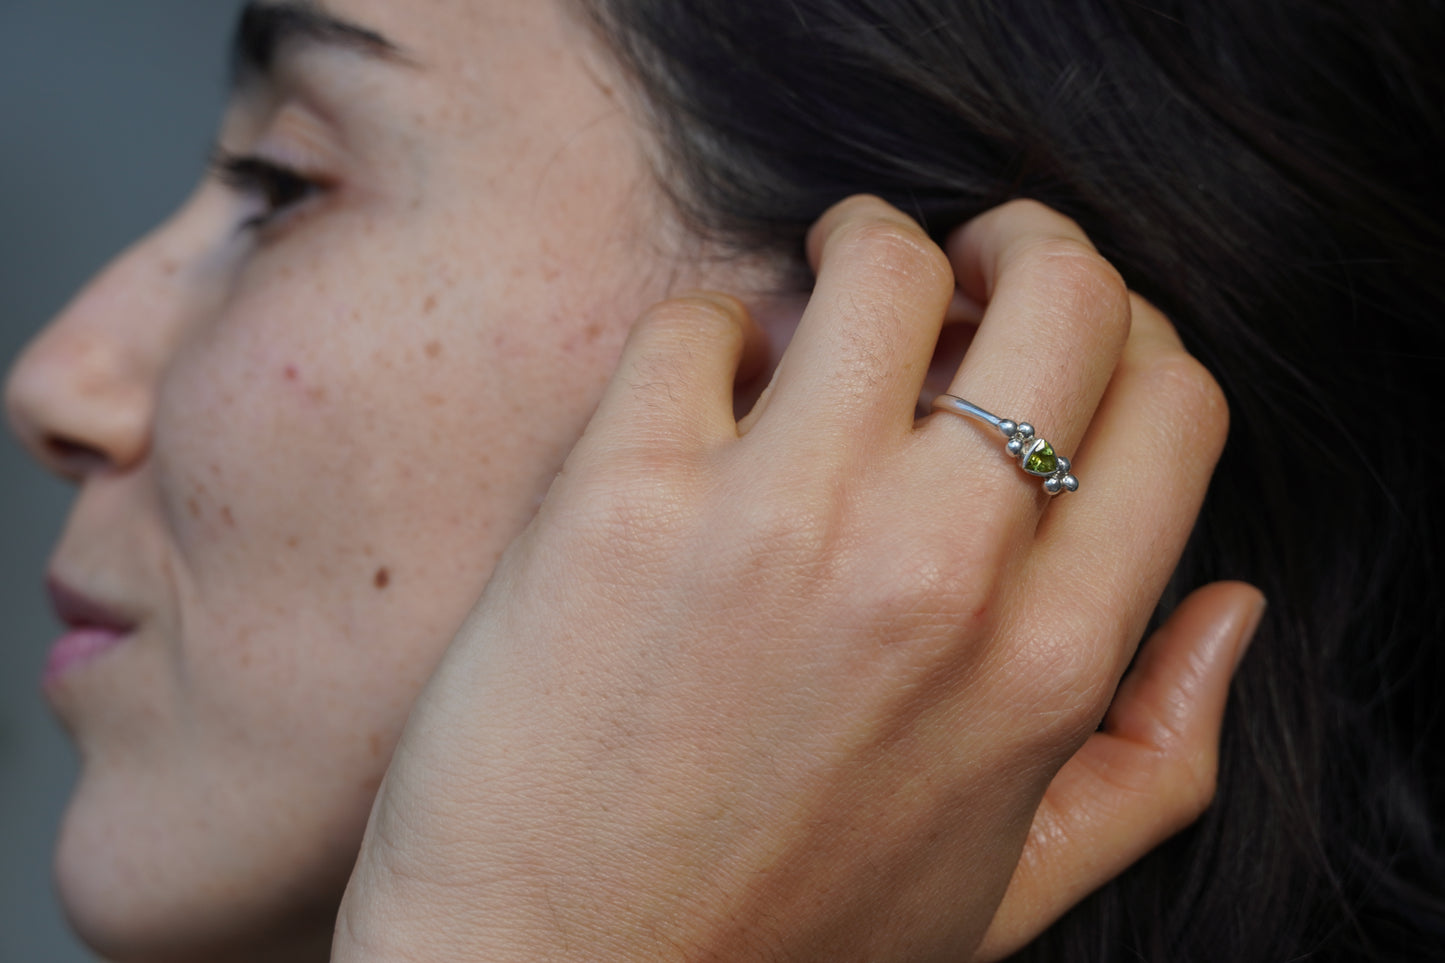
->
[1157,745,1220,830]
[565,462,699,553]
[615,296,746,414]
[1005,632,1119,740]
[995,198,1087,237]
[1020,236,1130,323]
[831,216,953,292]
[1143,354,1231,450]
[828,192,893,221]
[733,483,838,565]
[863,546,985,629]
[634,294,745,351]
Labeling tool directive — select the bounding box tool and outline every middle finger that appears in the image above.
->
[925,200,1132,505]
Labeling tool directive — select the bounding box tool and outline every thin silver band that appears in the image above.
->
[931,394,1079,495]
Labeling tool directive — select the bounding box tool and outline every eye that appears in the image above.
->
[211,149,328,232]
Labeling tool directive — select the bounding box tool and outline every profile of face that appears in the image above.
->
[5,1,779,958]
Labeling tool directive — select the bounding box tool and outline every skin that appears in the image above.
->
[5,1,758,959]
[332,197,1257,961]
[7,1,1258,961]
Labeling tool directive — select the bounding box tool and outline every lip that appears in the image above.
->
[43,574,139,685]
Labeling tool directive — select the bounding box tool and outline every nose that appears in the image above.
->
[5,233,184,481]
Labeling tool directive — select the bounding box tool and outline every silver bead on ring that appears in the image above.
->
[931,394,1079,495]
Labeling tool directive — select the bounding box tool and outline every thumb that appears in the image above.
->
[974,581,1266,961]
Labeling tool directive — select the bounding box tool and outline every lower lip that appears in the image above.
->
[44,627,131,685]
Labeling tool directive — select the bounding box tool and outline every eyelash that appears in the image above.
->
[211,149,327,231]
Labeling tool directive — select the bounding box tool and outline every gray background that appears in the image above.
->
[1,3,245,960]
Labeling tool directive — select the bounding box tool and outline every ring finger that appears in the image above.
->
[1029,293,1230,668]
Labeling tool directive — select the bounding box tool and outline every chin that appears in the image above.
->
[53,770,345,963]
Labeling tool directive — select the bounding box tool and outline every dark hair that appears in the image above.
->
[577,0,1445,958]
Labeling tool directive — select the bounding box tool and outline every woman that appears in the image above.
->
[7,0,1441,960]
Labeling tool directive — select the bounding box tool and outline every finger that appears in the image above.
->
[581,292,766,454]
[750,195,955,442]
[973,582,1266,962]
[924,200,1131,496]
[1029,295,1230,673]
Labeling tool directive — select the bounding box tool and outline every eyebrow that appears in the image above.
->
[229,0,405,89]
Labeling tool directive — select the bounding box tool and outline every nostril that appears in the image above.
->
[43,434,111,478]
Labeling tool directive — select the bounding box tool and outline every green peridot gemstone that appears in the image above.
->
[1024,441,1058,475]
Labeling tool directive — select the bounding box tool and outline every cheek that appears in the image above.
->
[152,303,482,690]
[147,259,630,719]
[49,202,658,952]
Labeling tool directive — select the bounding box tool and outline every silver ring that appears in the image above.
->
[931,394,1079,495]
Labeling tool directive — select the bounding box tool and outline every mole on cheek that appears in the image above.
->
[282,362,328,402]
[373,567,391,590]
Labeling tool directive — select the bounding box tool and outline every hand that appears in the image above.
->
[334,196,1251,961]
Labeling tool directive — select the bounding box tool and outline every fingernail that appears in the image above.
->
[1233,592,1267,670]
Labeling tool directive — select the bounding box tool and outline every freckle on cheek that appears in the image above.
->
[373,567,391,589]
[423,294,437,315]
[425,340,443,359]
[284,364,299,381]
[221,506,236,527]
[187,497,200,518]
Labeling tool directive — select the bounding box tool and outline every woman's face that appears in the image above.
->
[6,1,767,958]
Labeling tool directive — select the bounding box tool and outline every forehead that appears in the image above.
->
[228,0,655,209]
[234,0,616,108]
[340,0,585,59]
